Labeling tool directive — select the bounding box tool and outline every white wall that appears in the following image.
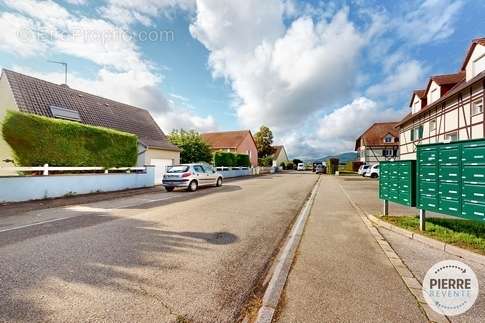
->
[0,166,155,203]
[0,72,19,167]
[427,81,441,104]
[466,44,485,81]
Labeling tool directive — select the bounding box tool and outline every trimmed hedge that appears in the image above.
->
[2,111,138,167]
[213,151,251,167]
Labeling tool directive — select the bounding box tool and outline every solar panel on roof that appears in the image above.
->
[49,105,81,121]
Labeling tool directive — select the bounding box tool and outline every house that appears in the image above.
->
[398,38,485,160]
[200,130,258,166]
[355,122,400,164]
[271,145,289,167]
[0,69,180,184]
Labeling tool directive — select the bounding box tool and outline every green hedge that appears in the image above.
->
[213,151,250,167]
[2,111,138,167]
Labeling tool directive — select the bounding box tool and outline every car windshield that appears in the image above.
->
[167,166,190,173]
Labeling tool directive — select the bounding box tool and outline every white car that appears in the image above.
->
[358,164,370,176]
[364,164,379,178]
[297,163,305,171]
[162,163,223,192]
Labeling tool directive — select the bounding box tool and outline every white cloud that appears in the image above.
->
[366,60,427,97]
[2,0,215,134]
[398,0,464,45]
[99,0,195,27]
[0,12,46,56]
[190,2,365,133]
[281,97,405,159]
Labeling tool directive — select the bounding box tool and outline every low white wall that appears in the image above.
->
[0,166,155,203]
[219,168,251,178]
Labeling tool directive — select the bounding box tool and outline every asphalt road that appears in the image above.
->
[0,173,317,323]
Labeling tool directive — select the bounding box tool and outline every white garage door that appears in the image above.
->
[150,159,173,185]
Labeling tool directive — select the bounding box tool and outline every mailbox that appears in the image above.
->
[417,139,485,221]
[379,160,416,207]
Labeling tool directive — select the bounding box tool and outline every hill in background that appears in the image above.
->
[312,152,357,164]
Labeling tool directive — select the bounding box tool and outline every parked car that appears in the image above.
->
[364,164,379,178]
[162,163,223,192]
[358,164,370,176]
[297,163,305,171]
[315,164,325,174]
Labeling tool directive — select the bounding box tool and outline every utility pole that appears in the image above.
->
[48,60,68,85]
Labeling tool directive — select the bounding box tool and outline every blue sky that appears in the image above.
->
[0,0,483,159]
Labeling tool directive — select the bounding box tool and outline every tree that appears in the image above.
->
[292,158,303,165]
[168,130,213,164]
[254,125,274,158]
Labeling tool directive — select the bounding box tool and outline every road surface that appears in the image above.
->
[0,173,317,323]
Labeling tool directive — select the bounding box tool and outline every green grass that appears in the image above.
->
[381,216,485,255]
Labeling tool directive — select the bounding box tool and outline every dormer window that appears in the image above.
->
[384,134,393,143]
[430,88,439,103]
[472,53,485,78]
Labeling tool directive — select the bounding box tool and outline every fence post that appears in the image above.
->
[383,200,389,216]
[419,209,426,231]
[43,164,49,176]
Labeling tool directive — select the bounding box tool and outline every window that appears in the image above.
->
[49,105,81,121]
[472,53,485,78]
[193,165,205,173]
[383,149,394,157]
[384,134,393,143]
[413,100,420,114]
[430,120,437,131]
[411,126,423,141]
[445,132,459,142]
[472,99,483,116]
[430,88,439,103]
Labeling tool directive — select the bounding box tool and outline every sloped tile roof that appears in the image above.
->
[431,71,465,86]
[201,130,254,149]
[3,69,179,151]
[461,37,485,70]
[355,122,399,150]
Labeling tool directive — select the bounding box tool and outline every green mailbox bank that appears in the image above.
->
[417,138,485,221]
[379,160,416,207]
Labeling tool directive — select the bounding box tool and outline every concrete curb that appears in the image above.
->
[338,184,449,323]
[366,214,485,267]
[254,177,321,323]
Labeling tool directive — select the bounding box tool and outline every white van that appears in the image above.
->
[297,163,305,171]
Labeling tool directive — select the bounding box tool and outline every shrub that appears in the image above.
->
[2,111,137,167]
[258,156,273,167]
[168,129,212,164]
[326,158,339,174]
[213,151,250,167]
[286,162,294,170]
[236,153,251,167]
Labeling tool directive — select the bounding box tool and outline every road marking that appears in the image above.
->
[0,194,179,233]
[0,216,73,233]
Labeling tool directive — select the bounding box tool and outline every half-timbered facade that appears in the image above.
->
[398,38,485,160]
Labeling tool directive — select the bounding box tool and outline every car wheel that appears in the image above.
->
[371,173,378,178]
[216,177,223,187]
[187,180,198,192]
[165,186,174,192]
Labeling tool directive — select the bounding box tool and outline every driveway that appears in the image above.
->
[0,173,317,323]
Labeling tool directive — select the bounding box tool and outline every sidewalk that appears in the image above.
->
[338,175,485,323]
[275,175,426,322]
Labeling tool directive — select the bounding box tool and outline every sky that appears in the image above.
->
[0,0,483,159]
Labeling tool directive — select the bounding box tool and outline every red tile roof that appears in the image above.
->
[408,89,426,107]
[2,69,179,151]
[355,122,399,150]
[430,71,465,86]
[398,70,485,126]
[201,130,254,149]
[461,37,485,70]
